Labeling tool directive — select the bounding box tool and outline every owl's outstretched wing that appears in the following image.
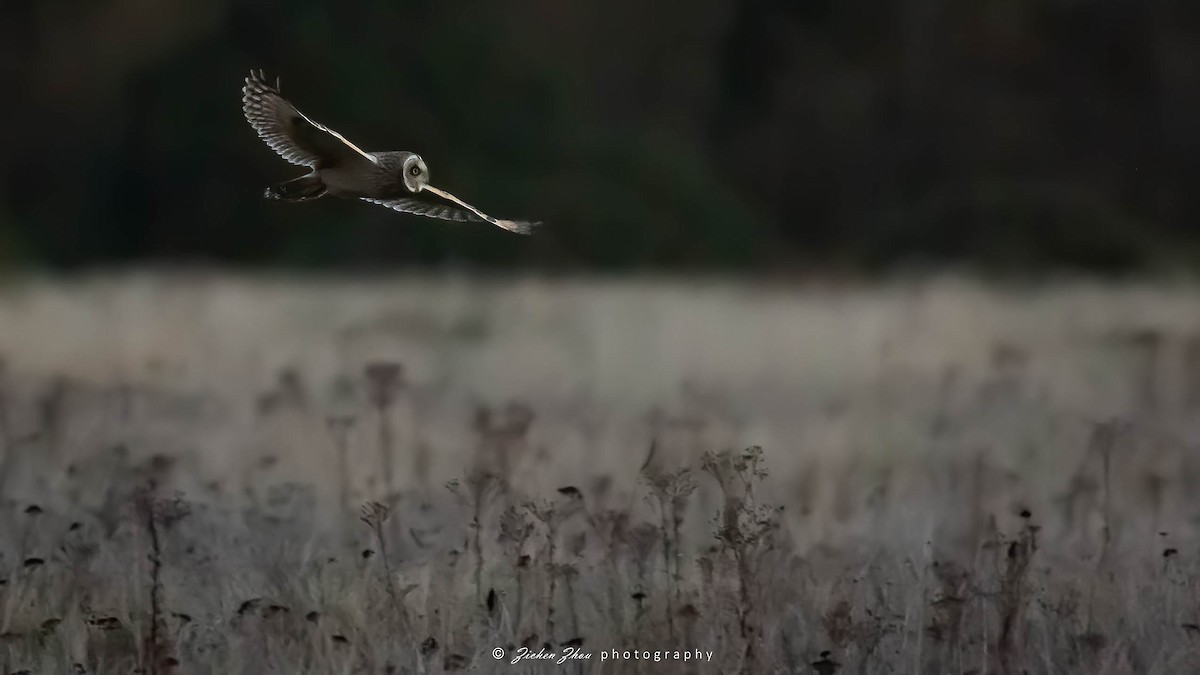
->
[363,190,539,235]
[242,70,378,169]
[362,196,482,223]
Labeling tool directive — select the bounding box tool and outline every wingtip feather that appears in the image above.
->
[502,220,541,235]
[245,69,280,95]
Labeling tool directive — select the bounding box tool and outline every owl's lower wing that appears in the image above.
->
[363,197,482,222]
[363,196,539,235]
[242,70,377,169]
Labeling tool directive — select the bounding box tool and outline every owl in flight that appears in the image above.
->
[242,70,538,234]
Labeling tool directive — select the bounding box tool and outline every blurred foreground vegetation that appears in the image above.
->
[1,275,1200,672]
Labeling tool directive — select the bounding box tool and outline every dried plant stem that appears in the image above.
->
[981,606,989,675]
[471,491,487,606]
[914,535,932,673]
[146,509,165,672]
[137,483,172,675]
[545,520,560,642]
[0,382,9,480]
[1100,432,1113,564]
[606,537,624,640]
[375,405,396,498]
[515,563,526,634]
[362,503,406,632]
[364,362,404,499]
[326,417,354,511]
[632,584,647,648]
[566,573,580,639]
[734,545,758,674]
[656,492,677,641]
[377,529,402,618]
[451,471,499,606]
[1086,422,1117,633]
[703,448,769,675]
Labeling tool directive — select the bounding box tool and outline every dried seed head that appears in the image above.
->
[364,362,404,408]
[360,501,390,527]
[87,616,121,630]
[503,401,535,436]
[237,599,262,616]
[154,495,193,528]
[499,505,535,545]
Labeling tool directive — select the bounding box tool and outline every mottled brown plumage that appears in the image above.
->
[242,70,538,234]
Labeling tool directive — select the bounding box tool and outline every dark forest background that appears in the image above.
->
[2,0,1199,272]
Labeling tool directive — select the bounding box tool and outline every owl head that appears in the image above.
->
[401,154,430,194]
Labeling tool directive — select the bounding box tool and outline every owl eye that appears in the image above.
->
[410,166,421,176]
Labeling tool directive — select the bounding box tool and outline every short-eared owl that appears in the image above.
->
[242,70,538,234]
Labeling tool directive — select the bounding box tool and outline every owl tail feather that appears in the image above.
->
[265,174,326,202]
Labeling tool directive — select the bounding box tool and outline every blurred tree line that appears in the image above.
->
[1,0,1198,272]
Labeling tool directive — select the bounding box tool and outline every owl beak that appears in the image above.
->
[421,185,527,234]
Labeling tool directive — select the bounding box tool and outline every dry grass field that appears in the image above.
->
[0,271,1198,674]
